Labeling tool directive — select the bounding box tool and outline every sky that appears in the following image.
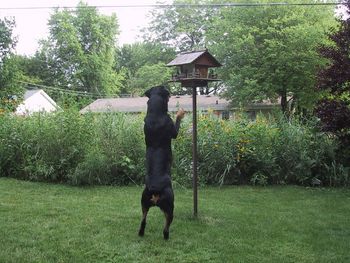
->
[0,0,171,56]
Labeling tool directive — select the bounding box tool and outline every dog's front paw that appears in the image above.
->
[176,108,185,120]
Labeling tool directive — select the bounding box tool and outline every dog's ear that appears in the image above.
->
[145,87,153,98]
[159,86,170,99]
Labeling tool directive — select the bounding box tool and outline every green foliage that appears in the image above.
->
[0,111,348,186]
[0,56,26,114]
[47,92,94,110]
[69,149,110,185]
[174,113,347,186]
[142,0,216,51]
[128,63,173,96]
[0,17,17,62]
[116,42,175,73]
[7,110,93,182]
[0,110,145,186]
[208,0,336,115]
[115,42,175,95]
[0,18,24,114]
[316,1,350,168]
[36,2,123,95]
[173,112,239,186]
[80,112,145,185]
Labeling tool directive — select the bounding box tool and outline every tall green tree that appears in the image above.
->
[129,62,173,96]
[142,1,222,95]
[315,0,350,166]
[116,42,175,95]
[208,0,336,115]
[0,17,16,63]
[0,17,24,113]
[38,2,123,95]
[142,0,216,52]
[317,2,350,95]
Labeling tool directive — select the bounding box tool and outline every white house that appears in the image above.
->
[15,89,59,115]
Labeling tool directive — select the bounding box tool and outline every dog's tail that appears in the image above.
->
[146,186,162,196]
[150,194,160,205]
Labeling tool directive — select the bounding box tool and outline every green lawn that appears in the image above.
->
[0,178,349,263]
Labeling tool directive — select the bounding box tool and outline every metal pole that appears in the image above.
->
[192,85,198,218]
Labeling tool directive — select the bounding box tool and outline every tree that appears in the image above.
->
[0,17,16,63]
[141,1,226,95]
[128,63,173,96]
[315,0,350,165]
[115,42,175,95]
[142,0,216,52]
[116,42,175,74]
[317,2,350,94]
[0,56,25,113]
[38,2,123,95]
[207,0,336,116]
[0,17,24,113]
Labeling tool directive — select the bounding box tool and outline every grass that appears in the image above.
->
[0,178,349,263]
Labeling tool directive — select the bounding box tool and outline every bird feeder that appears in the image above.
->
[167,49,221,87]
[167,50,222,217]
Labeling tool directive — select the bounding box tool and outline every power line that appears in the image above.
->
[0,2,347,11]
[19,81,121,98]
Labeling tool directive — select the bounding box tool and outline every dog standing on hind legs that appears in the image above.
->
[138,86,185,240]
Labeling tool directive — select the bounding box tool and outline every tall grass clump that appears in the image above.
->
[174,112,347,187]
[0,110,95,182]
[0,110,145,185]
[0,110,348,186]
[173,111,239,186]
[70,112,145,185]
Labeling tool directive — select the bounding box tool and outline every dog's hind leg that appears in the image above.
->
[138,206,149,237]
[159,187,174,240]
[163,209,173,240]
[139,188,151,237]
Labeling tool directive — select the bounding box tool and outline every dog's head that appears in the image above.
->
[145,86,170,100]
[145,86,170,114]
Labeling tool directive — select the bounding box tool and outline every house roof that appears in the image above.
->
[15,89,60,115]
[24,89,59,109]
[24,89,41,100]
[80,95,229,114]
[166,50,222,67]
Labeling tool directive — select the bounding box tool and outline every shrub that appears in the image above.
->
[174,112,346,187]
[90,112,145,185]
[0,114,24,177]
[5,110,94,182]
[69,149,110,186]
[0,110,348,187]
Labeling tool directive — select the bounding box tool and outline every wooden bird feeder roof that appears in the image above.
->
[166,50,222,68]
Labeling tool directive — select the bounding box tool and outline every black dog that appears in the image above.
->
[138,86,184,240]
